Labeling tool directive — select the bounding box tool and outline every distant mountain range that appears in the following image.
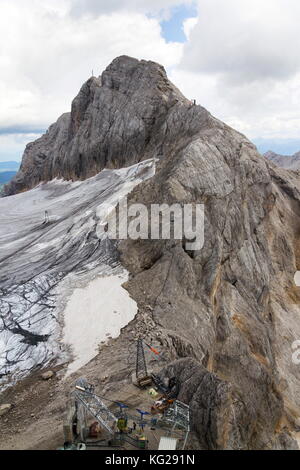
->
[264,150,300,170]
[0,171,17,185]
[0,161,20,171]
[0,161,20,189]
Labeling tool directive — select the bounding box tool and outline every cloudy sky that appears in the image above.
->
[1,0,300,162]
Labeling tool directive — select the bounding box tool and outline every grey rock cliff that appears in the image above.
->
[2,55,202,196]
[118,104,300,448]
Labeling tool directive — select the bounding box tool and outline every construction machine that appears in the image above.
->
[150,375,180,414]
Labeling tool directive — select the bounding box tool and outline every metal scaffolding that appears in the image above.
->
[161,400,190,450]
[73,378,117,435]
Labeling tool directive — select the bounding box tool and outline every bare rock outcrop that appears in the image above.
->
[2,55,202,196]
[158,358,297,449]
[117,89,300,448]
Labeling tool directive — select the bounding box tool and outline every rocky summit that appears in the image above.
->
[1,56,300,450]
[2,55,195,196]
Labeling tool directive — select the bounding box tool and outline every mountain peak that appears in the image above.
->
[101,55,186,102]
[2,56,207,196]
[102,55,166,85]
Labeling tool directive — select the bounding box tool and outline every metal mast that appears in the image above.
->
[136,337,148,380]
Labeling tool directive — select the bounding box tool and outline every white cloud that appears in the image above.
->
[0,133,41,162]
[171,67,300,140]
[0,0,185,161]
[182,0,300,83]
[183,17,198,40]
[70,0,194,20]
[0,0,183,131]
[173,0,300,140]
[0,0,300,162]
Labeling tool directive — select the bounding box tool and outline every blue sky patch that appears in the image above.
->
[160,3,198,43]
[253,138,300,156]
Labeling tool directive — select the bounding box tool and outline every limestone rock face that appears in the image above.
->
[2,55,202,196]
[264,150,300,170]
[117,91,300,448]
[158,358,296,450]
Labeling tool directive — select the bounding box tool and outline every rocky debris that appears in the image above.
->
[0,365,66,450]
[41,371,54,381]
[264,150,300,170]
[0,404,12,417]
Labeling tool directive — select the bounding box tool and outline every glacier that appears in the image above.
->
[0,158,156,388]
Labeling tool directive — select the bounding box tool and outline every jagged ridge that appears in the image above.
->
[3,55,209,196]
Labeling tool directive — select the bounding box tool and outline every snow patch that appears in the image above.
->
[62,271,137,376]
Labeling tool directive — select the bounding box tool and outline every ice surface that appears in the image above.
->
[0,159,156,387]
